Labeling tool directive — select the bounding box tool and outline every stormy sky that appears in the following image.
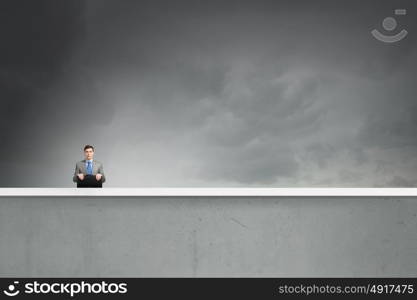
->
[1,0,416,187]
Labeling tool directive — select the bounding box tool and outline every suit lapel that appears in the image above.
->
[92,159,99,174]
[80,160,86,173]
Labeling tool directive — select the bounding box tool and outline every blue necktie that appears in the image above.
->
[87,161,93,175]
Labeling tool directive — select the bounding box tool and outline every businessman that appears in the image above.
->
[73,145,106,185]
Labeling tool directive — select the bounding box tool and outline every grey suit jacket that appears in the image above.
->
[73,159,106,183]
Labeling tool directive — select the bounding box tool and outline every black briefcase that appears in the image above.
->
[77,174,103,188]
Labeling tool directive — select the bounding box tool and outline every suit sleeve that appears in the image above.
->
[99,164,106,183]
[73,163,79,183]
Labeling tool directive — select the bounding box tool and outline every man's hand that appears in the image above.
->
[77,173,84,181]
[96,174,103,181]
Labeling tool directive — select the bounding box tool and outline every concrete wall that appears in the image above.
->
[0,196,416,277]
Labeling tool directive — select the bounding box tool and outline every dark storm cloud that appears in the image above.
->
[0,0,86,185]
[0,0,118,185]
[1,0,417,186]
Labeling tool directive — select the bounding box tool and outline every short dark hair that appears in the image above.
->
[83,145,94,151]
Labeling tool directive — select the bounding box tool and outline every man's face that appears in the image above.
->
[84,148,94,160]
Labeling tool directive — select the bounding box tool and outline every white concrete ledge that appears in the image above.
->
[0,188,417,197]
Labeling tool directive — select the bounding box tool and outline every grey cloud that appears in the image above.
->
[384,175,417,187]
[185,63,327,184]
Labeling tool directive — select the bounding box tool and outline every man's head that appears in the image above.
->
[83,145,94,160]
